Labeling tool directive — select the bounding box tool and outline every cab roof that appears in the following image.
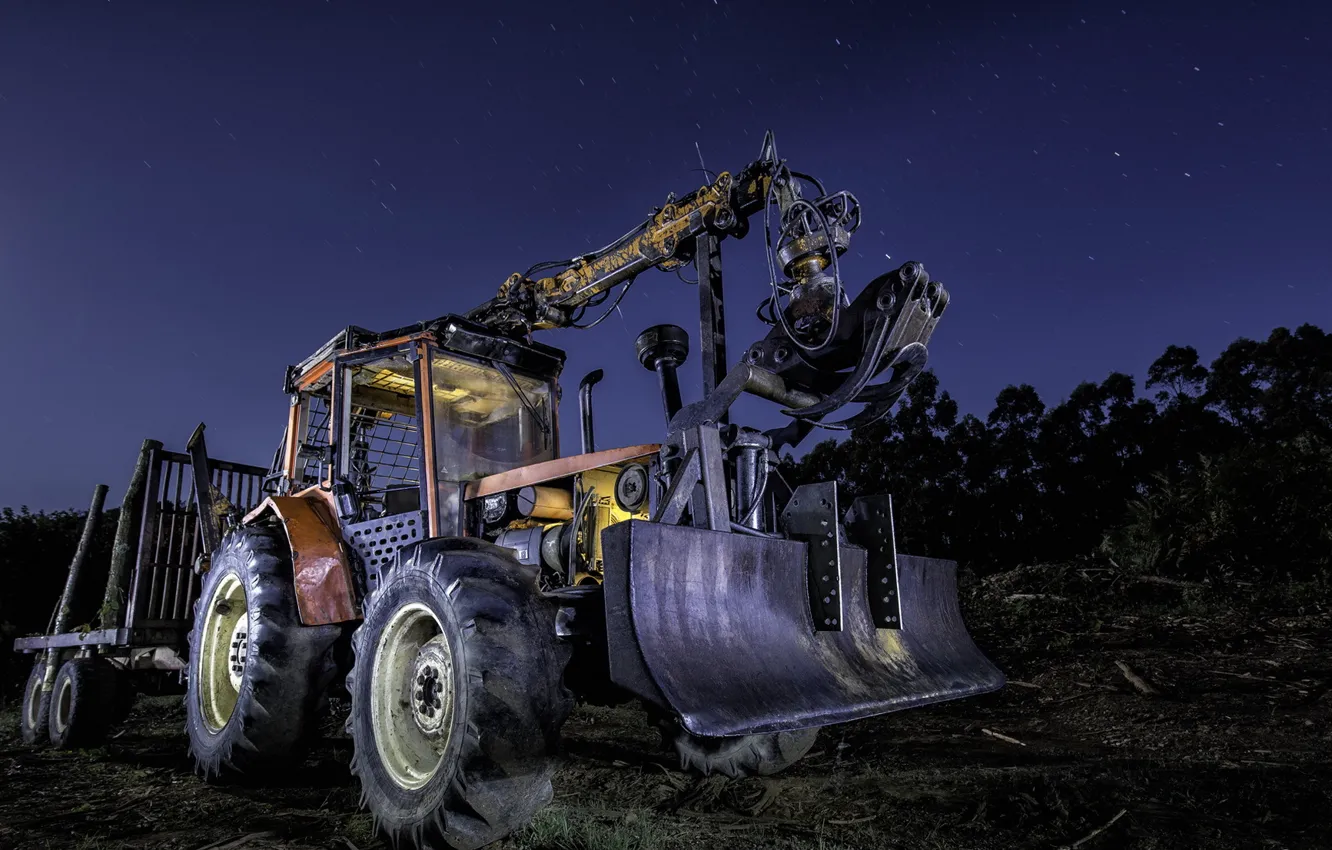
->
[283,314,566,395]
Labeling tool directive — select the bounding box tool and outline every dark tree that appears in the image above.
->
[783,323,1331,584]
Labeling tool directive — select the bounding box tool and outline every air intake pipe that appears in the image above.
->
[635,324,690,429]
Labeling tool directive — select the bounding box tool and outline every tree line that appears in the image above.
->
[0,505,120,699]
[785,323,1332,585]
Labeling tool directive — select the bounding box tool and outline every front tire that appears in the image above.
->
[348,539,572,850]
[185,525,340,778]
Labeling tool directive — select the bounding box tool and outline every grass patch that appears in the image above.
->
[0,706,17,741]
[343,812,377,846]
[506,806,679,850]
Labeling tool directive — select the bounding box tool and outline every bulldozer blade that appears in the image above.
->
[601,519,1004,738]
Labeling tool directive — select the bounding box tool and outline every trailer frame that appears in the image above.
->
[14,433,268,745]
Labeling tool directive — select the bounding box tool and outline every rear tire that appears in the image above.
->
[348,538,572,850]
[20,660,52,745]
[185,525,341,779]
[665,721,818,778]
[48,658,117,749]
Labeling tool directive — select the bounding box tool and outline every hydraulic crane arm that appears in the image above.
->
[468,133,797,333]
[467,131,949,443]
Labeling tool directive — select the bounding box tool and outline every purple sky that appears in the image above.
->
[2,0,1328,511]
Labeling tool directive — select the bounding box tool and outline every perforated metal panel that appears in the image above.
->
[344,511,424,595]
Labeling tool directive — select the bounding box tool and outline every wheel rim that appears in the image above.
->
[197,573,247,732]
[371,602,456,791]
[53,673,72,734]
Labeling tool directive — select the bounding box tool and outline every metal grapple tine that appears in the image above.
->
[817,342,929,430]
[780,311,892,419]
[852,342,929,404]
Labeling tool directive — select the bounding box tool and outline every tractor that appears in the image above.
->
[180,131,1004,850]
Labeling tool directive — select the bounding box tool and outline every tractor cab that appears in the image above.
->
[276,316,565,546]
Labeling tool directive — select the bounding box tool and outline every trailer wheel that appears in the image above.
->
[185,525,340,779]
[48,658,118,749]
[20,660,52,745]
[347,540,572,850]
[666,722,819,778]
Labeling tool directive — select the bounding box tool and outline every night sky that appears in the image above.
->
[1,1,1328,511]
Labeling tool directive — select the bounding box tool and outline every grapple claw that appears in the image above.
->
[780,312,892,419]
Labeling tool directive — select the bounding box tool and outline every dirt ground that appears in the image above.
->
[2,568,1329,850]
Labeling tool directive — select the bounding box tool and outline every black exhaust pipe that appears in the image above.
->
[578,369,604,454]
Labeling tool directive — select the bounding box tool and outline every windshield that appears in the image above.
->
[430,351,556,484]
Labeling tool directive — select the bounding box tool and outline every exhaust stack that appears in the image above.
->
[578,369,604,454]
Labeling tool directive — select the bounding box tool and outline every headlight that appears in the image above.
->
[481,493,509,525]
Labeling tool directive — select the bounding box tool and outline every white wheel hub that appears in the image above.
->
[196,573,247,732]
[411,636,454,738]
[371,603,456,791]
[227,614,249,691]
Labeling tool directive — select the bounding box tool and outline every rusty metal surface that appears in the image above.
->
[341,333,419,359]
[601,520,1005,738]
[246,494,361,625]
[245,485,329,524]
[465,444,660,499]
[294,358,334,391]
[294,334,423,392]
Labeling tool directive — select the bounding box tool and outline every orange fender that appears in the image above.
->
[243,491,361,625]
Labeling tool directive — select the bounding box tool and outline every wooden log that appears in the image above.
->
[1057,808,1128,849]
[1004,593,1067,603]
[1115,660,1160,696]
[99,439,161,628]
[981,728,1027,746]
[53,484,108,635]
[42,484,108,691]
[1133,575,1203,589]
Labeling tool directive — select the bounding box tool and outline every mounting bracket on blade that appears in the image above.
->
[844,495,903,630]
[782,482,844,631]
